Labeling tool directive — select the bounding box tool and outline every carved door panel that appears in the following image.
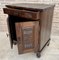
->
[15,21,39,54]
[21,22,34,53]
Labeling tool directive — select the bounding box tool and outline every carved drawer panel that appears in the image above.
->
[3,8,40,20]
[22,27,34,49]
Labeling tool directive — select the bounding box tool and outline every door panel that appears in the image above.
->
[15,21,39,54]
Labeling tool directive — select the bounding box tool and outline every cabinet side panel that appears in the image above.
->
[40,7,54,50]
[46,8,54,40]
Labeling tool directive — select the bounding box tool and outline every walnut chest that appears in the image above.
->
[3,3,55,57]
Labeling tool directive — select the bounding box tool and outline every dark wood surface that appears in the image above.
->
[15,21,39,53]
[3,3,55,57]
[3,8,40,20]
[39,7,54,50]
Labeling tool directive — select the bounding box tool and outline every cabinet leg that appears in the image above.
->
[47,38,50,46]
[36,51,41,58]
[11,44,13,49]
[6,33,9,37]
[13,40,17,45]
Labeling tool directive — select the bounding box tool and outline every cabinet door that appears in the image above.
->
[15,21,39,54]
[21,22,35,53]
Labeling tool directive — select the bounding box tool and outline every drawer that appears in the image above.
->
[3,8,40,20]
[3,8,19,16]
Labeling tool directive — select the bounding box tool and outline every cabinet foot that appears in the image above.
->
[6,33,9,37]
[47,38,50,46]
[36,52,41,58]
[13,41,17,45]
[47,42,50,46]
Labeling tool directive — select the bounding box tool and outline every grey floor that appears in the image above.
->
[0,23,59,60]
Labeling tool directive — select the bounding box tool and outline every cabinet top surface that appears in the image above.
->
[6,3,55,10]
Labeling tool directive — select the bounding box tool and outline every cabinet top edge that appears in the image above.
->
[5,3,55,11]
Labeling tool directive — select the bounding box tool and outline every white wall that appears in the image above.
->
[0,0,59,32]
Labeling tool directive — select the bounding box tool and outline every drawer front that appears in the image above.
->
[3,8,40,20]
[3,8,19,16]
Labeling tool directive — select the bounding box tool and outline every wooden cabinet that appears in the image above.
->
[3,3,55,57]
